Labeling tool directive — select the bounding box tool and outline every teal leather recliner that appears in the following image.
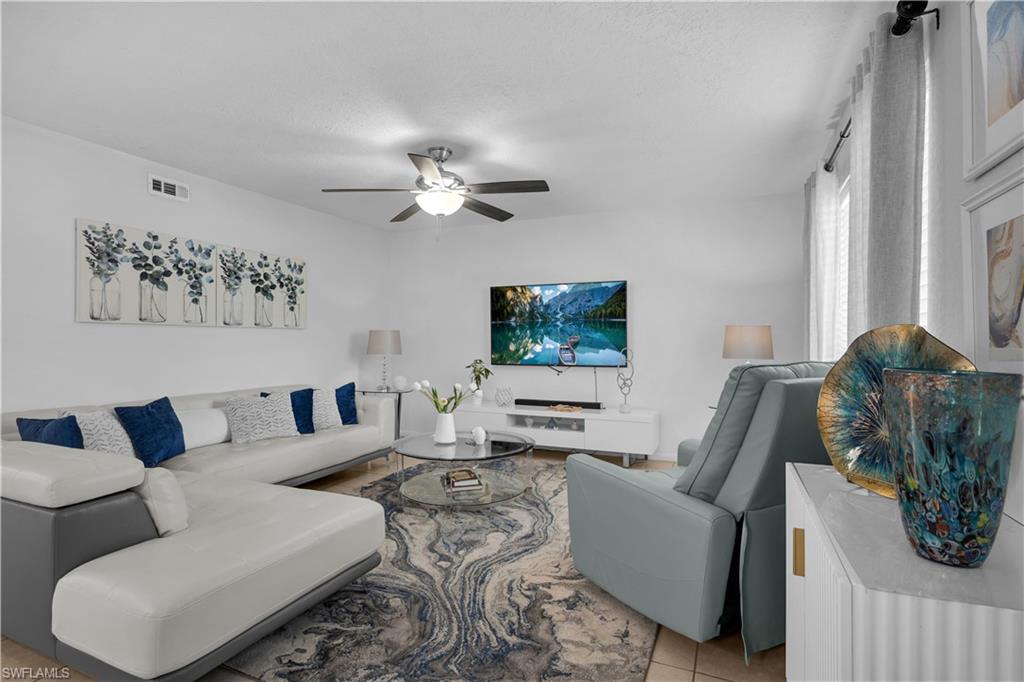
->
[566,362,832,658]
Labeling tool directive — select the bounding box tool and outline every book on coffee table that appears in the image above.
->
[443,468,484,493]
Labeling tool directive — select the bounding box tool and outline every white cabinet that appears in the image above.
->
[786,464,1023,682]
[456,401,659,466]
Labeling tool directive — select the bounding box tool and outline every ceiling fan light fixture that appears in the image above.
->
[415,189,464,216]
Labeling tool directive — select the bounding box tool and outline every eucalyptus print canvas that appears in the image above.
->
[217,246,306,329]
[76,219,216,327]
[76,219,305,328]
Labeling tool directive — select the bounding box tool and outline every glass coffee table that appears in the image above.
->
[392,431,535,508]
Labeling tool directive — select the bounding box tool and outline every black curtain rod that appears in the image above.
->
[823,118,852,173]
[822,2,939,174]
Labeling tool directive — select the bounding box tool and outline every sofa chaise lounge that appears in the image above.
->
[0,385,395,681]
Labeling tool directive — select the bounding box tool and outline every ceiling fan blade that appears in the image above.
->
[321,188,410,193]
[465,180,550,194]
[463,196,513,222]
[390,204,421,223]
[408,153,442,185]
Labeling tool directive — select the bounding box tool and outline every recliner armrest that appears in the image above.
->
[565,453,736,641]
[677,438,701,466]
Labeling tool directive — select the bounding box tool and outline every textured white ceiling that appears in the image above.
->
[2,2,885,230]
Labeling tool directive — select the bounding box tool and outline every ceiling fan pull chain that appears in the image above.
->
[435,214,442,242]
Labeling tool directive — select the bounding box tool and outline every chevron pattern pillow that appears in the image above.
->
[224,393,299,444]
[312,388,343,432]
[59,408,135,456]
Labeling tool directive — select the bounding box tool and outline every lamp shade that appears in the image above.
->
[415,190,464,217]
[367,329,402,355]
[722,325,774,360]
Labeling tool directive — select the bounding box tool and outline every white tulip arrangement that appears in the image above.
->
[413,380,477,414]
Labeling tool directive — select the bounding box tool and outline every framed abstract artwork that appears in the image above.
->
[962,1,1024,180]
[75,219,306,329]
[963,166,1024,369]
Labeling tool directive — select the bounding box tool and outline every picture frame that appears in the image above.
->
[961,1,1024,181]
[962,165,1024,371]
[75,219,306,329]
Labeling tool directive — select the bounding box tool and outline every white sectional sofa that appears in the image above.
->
[1,384,395,485]
[0,385,395,681]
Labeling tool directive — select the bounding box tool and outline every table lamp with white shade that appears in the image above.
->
[367,329,402,390]
[722,325,774,363]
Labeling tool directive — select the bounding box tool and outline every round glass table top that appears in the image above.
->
[393,431,534,462]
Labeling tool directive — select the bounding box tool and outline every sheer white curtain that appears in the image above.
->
[804,168,840,361]
[805,12,933,360]
[847,44,873,340]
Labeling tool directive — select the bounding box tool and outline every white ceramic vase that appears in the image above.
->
[471,389,484,405]
[495,384,514,407]
[433,412,457,444]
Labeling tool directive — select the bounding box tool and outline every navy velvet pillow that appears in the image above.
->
[114,397,185,467]
[335,382,358,425]
[16,416,84,449]
[261,388,315,434]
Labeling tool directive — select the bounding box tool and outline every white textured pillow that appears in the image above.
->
[58,408,134,456]
[134,468,188,536]
[224,393,299,444]
[177,408,231,450]
[312,388,342,432]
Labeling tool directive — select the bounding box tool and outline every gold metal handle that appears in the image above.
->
[793,527,805,577]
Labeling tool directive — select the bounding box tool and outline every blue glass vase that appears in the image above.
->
[883,369,1022,568]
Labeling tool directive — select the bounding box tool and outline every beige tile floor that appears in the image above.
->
[1,451,785,682]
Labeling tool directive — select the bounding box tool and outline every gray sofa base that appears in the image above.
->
[55,551,381,681]
[277,445,391,487]
[1,492,159,657]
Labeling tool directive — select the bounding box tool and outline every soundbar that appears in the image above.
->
[514,398,603,410]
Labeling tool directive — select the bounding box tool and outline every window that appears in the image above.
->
[834,179,851,356]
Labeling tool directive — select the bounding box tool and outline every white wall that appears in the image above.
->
[384,196,806,459]
[1,117,391,410]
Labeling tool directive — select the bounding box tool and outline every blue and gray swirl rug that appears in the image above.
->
[227,460,656,681]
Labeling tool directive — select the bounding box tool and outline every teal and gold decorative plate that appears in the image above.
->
[817,324,975,498]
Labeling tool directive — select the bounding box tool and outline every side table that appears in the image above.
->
[357,388,412,441]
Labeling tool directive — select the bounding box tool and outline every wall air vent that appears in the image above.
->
[149,174,190,202]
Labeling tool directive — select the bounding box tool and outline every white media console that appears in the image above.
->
[455,400,659,467]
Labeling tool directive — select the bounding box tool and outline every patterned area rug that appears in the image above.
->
[227,459,656,681]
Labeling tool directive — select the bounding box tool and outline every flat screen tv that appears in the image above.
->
[490,280,627,367]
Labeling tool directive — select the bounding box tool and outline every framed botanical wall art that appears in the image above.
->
[216,247,307,329]
[962,1,1024,180]
[76,219,306,329]
[964,167,1024,369]
[76,219,218,326]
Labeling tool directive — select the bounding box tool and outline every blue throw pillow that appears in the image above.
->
[335,382,358,425]
[261,388,315,434]
[16,416,84,449]
[114,397,185,468]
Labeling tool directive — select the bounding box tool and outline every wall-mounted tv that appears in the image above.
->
[490,280,627,367]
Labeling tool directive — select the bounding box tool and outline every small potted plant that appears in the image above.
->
[465,359,493,404]
[412,380,475,444]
